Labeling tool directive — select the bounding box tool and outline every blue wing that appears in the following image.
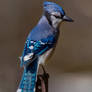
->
[20,35,56,67]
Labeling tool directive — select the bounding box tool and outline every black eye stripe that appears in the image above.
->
[54,15,61,18]
[53,14,64,19]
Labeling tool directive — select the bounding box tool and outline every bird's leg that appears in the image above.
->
[35,65,49,92]
[41,65,47,75]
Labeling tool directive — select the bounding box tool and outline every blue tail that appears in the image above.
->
[17,59,38,92]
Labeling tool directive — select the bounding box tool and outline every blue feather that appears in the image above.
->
[43,1,65,15]
[20,34,56,67]
[18,8,60,92]
[19,58,38,92]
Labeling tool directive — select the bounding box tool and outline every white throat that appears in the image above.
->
[50,15,62,28]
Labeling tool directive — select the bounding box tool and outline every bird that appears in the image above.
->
[17,1,73,92]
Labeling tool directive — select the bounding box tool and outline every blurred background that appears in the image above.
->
[0,0,92,92]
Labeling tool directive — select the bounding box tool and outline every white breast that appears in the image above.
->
[38,48,53,65]
[17,89,22,92]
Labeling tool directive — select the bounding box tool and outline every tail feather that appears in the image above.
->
[17,58,38,92]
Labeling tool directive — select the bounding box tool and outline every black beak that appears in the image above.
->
[63,15,74,22]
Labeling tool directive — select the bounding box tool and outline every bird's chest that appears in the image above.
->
[38,48,53,65]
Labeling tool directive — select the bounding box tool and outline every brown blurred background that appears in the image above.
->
[0,0,92,92]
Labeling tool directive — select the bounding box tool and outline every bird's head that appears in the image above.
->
[43,1,74,28]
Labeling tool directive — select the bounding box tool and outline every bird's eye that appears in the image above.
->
[54,15,61,19]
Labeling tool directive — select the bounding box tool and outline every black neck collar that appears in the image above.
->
[43,11,52,26]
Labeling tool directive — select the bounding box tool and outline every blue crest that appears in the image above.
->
[43,1,65,15]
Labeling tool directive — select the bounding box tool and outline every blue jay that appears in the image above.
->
[17,1,73,92]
